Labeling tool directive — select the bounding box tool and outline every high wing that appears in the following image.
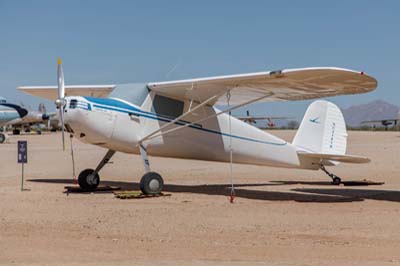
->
[18,85,116,101]
[147,67,377,105]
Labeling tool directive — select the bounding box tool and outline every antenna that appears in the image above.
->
[165,58,182,79]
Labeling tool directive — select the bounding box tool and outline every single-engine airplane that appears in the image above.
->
[19,60,377,194]
[361,112,400,130]
[236,110,293,127]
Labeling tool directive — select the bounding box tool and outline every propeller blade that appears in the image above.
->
[60,105,65,151]
[57,58,65,99]
[57,58,66,151]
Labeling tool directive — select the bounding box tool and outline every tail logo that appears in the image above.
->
[309,117,321,124]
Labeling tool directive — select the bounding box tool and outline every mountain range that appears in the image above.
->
[342,100,399,127]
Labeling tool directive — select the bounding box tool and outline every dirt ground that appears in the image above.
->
[0,130,400,266]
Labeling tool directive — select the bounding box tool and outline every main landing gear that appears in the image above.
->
[320,165,342,185]
[77,146,164,195]
[138,144,164,195]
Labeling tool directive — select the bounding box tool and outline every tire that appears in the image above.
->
[37,130,42,135]
[78,169,100,190]
[140,172,164,195]
[13,129,20,135]
[0,133,5,144]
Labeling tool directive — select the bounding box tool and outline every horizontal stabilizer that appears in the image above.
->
[297,151,370,164]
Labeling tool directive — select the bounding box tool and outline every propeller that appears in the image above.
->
[55,58,66,151]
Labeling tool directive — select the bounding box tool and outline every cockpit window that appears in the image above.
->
[69,99,78,109]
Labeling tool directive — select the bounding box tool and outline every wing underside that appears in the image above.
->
[18,85,116,101]
[147,67,377,105]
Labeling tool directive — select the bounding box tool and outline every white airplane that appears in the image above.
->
[19,60,377,194]
[236,110,293,127]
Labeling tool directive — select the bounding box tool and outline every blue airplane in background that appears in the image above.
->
[0,97,53,143]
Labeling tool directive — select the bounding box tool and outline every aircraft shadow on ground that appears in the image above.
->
[292,188,400,203]
[271,180,334,186]
[28,178,400,203]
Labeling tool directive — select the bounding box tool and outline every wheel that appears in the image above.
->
[332,176,341,185]
[78,169,100,190]
[36,130,42,135]
[13,129,20,135]
[140,172,164,195]
[25,128,31,133]
[0,133,5,144]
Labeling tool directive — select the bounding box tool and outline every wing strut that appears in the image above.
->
[139,92,274,144]
[227,91,235,203]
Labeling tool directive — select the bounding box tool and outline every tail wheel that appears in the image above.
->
[332,176,342,185]
[78,169,100,190]
[140,172,164,195]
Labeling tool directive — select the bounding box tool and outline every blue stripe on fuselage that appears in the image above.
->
[83,97,287,146]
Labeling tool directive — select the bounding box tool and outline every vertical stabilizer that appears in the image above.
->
[293,100,347,155]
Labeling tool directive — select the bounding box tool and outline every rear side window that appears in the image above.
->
[153,95,184,119]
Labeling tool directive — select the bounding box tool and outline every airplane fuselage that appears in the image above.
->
[0,109,20,127]
[63,90,307,170]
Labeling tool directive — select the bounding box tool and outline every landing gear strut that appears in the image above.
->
[320,165,342,185]
[139,144,164,195]
[77,150,115,190]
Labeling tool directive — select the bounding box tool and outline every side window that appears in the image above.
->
[152,95,184,119]
[69,99,78,109]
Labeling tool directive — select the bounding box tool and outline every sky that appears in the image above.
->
[0,0,399,120]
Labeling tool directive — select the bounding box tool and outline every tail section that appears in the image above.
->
[293,100,369,169]
[293,100,347,155]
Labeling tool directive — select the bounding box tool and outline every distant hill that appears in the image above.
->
[342,100,399,127]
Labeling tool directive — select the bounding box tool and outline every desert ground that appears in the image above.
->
[0,130,400,266]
